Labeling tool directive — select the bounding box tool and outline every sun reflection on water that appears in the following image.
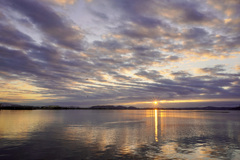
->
[0,110,55,140]
[154,109,158,142]
[1,110,239,159]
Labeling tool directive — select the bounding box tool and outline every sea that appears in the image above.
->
[0,109,239,160]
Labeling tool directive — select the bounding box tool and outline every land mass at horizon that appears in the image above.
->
[0,103,240,110]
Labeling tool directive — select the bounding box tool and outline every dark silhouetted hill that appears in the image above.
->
[230,106,240,110]
[90,105,137,110]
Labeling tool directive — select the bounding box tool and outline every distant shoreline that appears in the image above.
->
[0,104,240,110]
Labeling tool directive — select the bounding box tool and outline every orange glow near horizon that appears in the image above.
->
[158,98,240,103]
[120,98,240,106]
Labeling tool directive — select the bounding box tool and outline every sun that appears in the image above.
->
[154,101,158,105]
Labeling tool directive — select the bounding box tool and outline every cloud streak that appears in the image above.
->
[0,0,239,107]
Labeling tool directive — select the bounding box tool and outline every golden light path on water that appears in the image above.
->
[155,109,158,142]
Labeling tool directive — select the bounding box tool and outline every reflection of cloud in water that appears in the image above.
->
[1,110,239,159]
[64,122,146,153]
[63,110,240,159]
[104,120,144,125]
[0,110,56,140]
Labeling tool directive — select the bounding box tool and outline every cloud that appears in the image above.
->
[172,1,218,24]
[184,27,208,39]
[197,65,226,75]
[135,70,163,81]
[0,46,38,78]
[171,71,191,78]
[235,65,240,71]
[93,40,123,51]
[89,9,109,21]
[51,0,77,5]
[0,0,239,107]
[2,0,85,51]
[0,22,34,49]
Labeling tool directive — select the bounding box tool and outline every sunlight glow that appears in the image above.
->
[158,99,240,103]
[0,80,53,103]
[120,98,240,107]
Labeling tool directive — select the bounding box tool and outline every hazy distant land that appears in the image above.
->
[0,103,240,110]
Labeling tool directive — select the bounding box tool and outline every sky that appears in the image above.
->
[0,0,240,108]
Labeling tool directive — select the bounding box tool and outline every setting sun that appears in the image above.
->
[154,101,158,105]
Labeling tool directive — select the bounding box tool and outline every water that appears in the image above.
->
[0,110,239,160]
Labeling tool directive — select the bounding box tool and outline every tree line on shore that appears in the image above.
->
[0,103,240,110]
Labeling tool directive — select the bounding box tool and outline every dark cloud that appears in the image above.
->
[1,0,85,51]
[198,65,226,75]
[174,1,216,23]
[184,27,208,39]
[0,23,34,48]
[167,56,180,62]
[90,9,109,21]
[171,71,191,78]
[0,0,239,107]
[184,9,207,22]
[0,46,38,76]
[135,70,163,81]
[132,16,164,28]
[93,40,123,50]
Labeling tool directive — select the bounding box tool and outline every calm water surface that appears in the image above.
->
[0,110,240,160]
